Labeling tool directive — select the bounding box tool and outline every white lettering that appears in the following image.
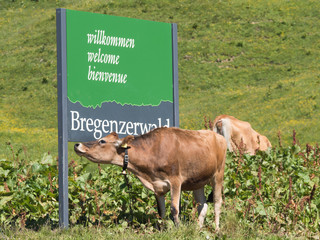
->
[86,118,94,132]
[88,65,93,80]
[94,119,102,139]
[80,118,86,131]
[87,65,127,84]
[119,121,126,135]
[110,36,117,46]
[102,120,109,133]
[139,123,150,135]
[71,111,80,130]
[126,121,134,135]
[87,30,135,48]
[109,120,118,133]
[133,122,139,135]
[69,112,171,139]
[88,52,94,62]
[87,48,120,65]
[165,118,170,127]
[118,37,125,47]
[149,123,157,129]
[87,33,96,44]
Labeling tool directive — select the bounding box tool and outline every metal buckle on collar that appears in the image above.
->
[121,148,129,175]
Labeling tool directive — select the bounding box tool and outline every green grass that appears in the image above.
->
[3,213,315,240]
[1,222,247,240]
[0,217,308,240]
[1,0,320,160]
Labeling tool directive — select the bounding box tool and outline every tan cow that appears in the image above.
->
[213,115,271,155]
[74,127,227,230]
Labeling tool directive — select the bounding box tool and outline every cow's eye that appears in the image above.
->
[99,139,106,144]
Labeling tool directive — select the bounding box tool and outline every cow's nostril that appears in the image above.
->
[75,143,80,148]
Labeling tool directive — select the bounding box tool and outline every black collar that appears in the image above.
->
[121,148,129,175]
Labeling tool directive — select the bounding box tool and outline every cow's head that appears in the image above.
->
[74,132,134,164]
[214,120,223,135]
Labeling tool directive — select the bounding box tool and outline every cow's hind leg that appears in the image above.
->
[193,187,208,228]
[212,172,223,231]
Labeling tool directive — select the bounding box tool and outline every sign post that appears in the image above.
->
[56,8,178,228]
[56,8,69,228]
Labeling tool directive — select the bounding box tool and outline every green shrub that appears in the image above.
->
[1,139,319,237]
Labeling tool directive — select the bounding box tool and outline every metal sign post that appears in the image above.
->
[172,23,179,127]
[56,8,69,228]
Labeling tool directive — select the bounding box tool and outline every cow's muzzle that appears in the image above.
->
[74,143,85,155]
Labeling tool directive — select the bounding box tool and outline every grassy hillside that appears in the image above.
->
[1,0,320,158]
[1,1,320,238]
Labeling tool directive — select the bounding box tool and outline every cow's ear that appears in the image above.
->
[109,132,119,138]
[120,135,134,149]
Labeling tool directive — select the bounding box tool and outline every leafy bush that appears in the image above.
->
[222,143,319,235]
[1,139,319,236]
[0,143,160,230]
[0,149,59,229]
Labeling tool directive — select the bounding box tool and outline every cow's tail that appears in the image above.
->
[208,121,229,203]
[213,118,232,152]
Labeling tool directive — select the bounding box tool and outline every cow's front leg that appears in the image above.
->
[170,183,181,226]
[155,194,166,219]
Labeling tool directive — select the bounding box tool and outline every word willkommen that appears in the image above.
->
[87,30,135,48]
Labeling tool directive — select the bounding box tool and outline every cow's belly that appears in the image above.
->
[181,178,210,191]
[137,175,171,195]
[152,178,209,193]
[179,164,216,191]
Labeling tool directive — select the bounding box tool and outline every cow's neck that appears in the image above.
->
[111,145,155,191]
[110,147,142,172]
[124,147,149,175]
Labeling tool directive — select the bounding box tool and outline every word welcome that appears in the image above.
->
[88,65,127,83]
[87,48,120,65]
[87,30,135,48]
[70,111,170,139]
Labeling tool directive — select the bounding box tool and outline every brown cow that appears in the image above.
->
[213,115,271,155]
[74,127,227,230]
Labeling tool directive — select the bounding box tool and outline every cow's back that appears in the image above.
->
[213,115,271,154]
[133,127,227,191]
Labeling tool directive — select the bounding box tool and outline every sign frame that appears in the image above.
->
[56,8,179,228]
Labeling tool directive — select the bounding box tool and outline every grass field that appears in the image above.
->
[1,0,320,239]
[2,222,298,240]
[1,0,320,159]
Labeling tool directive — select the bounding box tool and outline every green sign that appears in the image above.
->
[66,10,173,107]
[57,8,179,228]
